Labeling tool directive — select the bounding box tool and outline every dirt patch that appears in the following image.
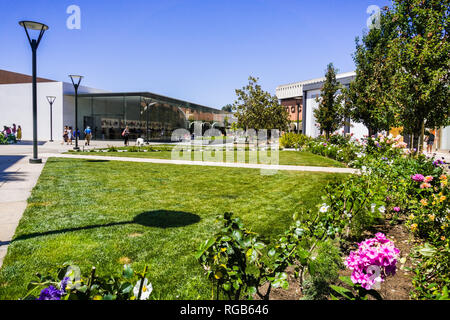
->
[256,219,416,300]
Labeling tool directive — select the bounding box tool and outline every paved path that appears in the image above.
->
[0,155,46,268]
[43,153,360,174]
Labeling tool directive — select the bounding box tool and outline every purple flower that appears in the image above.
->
[60,277,70,293]
[38,286,62,300]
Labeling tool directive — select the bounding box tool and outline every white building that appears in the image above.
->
[0,69,106,141]
[0,69,229,142]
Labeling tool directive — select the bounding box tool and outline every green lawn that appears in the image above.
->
[0,158,348,299]
[67,148,346,168]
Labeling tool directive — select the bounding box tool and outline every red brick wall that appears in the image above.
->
[0,69,55,85]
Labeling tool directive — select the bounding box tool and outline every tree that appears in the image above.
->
[232,76,289,131]
[222,104,233,112]
[345,7,398,136]
[388,0,450,150]
[314,63,345,139]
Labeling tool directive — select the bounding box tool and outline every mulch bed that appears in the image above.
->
[256,218,417,300]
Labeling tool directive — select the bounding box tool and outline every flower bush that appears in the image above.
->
[345,233,400,290]
[23,264,153,300]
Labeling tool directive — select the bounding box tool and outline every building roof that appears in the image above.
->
[74,91,224,114]
[276,71,356,100]
[0,69,55,85]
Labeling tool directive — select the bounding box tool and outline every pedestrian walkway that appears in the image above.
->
[43,153,360,174]
[0,156,46,268]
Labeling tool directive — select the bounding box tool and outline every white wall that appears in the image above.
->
[440,126,450,151]
[304,90,368,140]
[305,89,321,137]
[0,82,64,141]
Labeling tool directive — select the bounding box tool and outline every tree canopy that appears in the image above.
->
[232,76,289,131]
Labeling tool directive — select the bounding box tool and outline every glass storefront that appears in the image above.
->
[75,92,230,141]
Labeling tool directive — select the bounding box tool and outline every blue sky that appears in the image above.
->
[0,0,391,108]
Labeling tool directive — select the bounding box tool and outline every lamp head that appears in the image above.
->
[19,20,48,47]
[69,75,83,88]
[19,21,49,31]
[46,96,56,104]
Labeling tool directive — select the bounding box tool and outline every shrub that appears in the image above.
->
[22,264,153,300]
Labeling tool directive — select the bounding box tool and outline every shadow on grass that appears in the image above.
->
[12,210,200,242]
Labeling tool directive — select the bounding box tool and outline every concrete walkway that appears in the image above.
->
[43,153,360,174]
[0,155,46,268]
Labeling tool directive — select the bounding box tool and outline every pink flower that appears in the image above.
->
[420,183,432,189]
[393,207,401,212]
[411,174,425,182]
[345,233,399,290]
[424,176,433,183]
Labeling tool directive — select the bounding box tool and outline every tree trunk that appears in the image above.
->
[419,121,425,153]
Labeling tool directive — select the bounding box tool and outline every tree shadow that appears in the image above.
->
[11,210,200,242]
[0,155,27,183]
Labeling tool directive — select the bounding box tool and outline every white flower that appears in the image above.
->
[371,204,376,213]
[133,278,153,300]
[378,206,386,214]
[319,204,330,213]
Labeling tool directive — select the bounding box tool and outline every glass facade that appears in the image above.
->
[75,92,230,141]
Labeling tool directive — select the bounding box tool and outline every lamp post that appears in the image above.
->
[46,96,56,142]
[19,20,49,164]
[142,98,157,143]
[69,75,83,150]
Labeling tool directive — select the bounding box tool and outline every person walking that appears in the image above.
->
[84,126,92,146]
[122,126,130,146]
[16,125,22,141]
[12,124,16,137]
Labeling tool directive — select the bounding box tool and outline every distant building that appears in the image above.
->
[277,71,450,151]
[0,69,231,141]
[276,72,366,138]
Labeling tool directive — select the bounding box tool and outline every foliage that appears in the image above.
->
[313,63,345,139]
[197,208,351,300]
[410,243,450,300]
[0,133,16,144]
[280,133,311,149]
[345,6,398,136]
[22,264,153,300]
[388,0,449,149]
[232,76,290,131]
[330,276,383,300]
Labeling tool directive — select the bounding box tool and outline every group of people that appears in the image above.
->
[62,126,93,146]
[2,124,22,141]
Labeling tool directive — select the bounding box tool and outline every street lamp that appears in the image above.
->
[141,98,157,143]
[46,96,56,142]
[19,20,49,164]
[69,75,83,150]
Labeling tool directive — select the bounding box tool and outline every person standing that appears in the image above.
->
[68,127,73,145]
[122,126,130,146]
[16,125,22,141]
[12,124,16,137]
[426,130,435,154]
[84,126,92,146]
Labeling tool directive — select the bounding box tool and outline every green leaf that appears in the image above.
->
[330,285,354,300]
[122,265,134,279]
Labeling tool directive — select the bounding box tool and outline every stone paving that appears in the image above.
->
[0,155,46,267]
